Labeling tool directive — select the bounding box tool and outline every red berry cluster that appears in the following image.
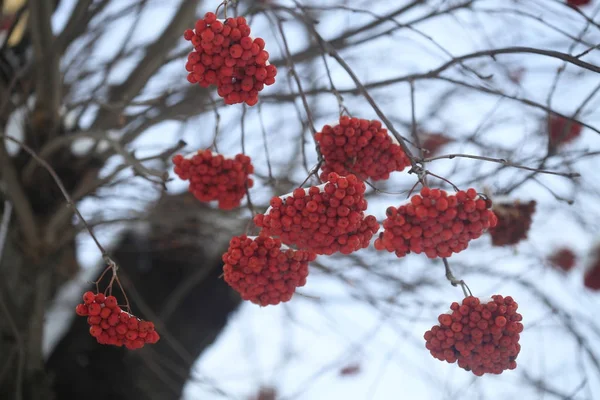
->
[424,295,522,376]
[548,247,576,272]
[172,150,254,210]
[585,244,600,290]
[548,115,582,147]
[567,0,591,7]
[375,187,497,258]
[75,291,160,349]
[222,235,316,306]
[315,116,410,181]
[254,173,380,255]
[184,13,277,106]
[420,132,453,157]
[488,200,536,247]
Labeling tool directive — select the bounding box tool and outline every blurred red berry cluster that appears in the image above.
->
[489,200,536,246]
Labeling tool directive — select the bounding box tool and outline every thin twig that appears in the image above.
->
[424,153,580,178]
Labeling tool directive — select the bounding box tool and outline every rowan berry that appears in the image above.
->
[76,290,160,349]
[83,291,95,304]
[183,14,277,105]
[104,295,118,308]
[315,117,410,181]
[100,307,112,319]
[254,173,379,255]
[89,325,103,338]
[222,234,316,306]
[375,187,496,258]
[424,295,522,376]
[173,150,254,210]
[75,304,88,316]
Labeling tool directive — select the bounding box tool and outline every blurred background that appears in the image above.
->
[1,0,600,399]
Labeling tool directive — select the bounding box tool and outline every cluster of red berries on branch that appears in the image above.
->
[222,235,316,306]
[488,199,536,247]
[424,295,522,376]
[567,0,592,7]
[585,244,600,290]
[254,173,380,255]
[75,291,160,349]
[548,115,582,147]
[172,150,254,210]
[420,132,453,157]
[374,187,497,258]
[184,13,277,106]
[315,116,410,181]
[548,247,577,272]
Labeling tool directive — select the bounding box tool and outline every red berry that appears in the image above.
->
[75,304,88,316]
[204,12,217,24]
[88,303,102,316]
[104,296,118,308]
[89,325,103,337]
[83,291,96,304]
[95,293,106,304]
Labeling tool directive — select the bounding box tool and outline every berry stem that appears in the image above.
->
[114,275,132,313]
[443,258,472,297]
[94,265,112,294]
[215,0,234,19]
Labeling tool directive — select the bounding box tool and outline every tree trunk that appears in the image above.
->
[0,192,243,400]
[45,193,244,400]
